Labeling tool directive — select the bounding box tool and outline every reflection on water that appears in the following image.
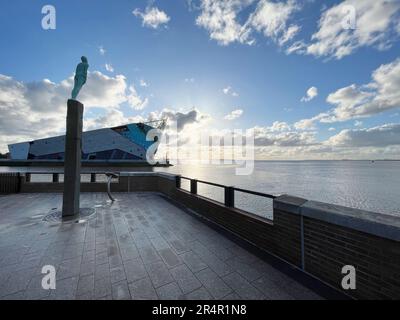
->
[1,161,399,218]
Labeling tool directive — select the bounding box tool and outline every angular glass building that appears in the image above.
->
[8,121,164,161]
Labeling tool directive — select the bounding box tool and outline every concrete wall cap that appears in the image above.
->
[301,200,400,242]
[273,194,308,215]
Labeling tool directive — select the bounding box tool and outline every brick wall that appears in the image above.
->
[303,216,400,299]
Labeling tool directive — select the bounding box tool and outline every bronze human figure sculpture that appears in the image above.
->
[71,56,89,100]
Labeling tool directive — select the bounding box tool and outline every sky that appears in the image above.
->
[0,0,400,160]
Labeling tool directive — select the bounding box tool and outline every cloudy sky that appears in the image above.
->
[0,0,400,159]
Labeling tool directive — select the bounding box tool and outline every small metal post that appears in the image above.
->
[300,215,305,270]
[175,175,181,189]
[90,173,96,183]
[25,173,31,182]
[52,173,59,183]
[190,179,197,194]
[225,186,235,207]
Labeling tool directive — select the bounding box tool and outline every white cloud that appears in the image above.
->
[295,57,400,127]
[84,109,145,131]
[224,109,243,120]
[291,0,400,59]
[149,108,211,132]
[195,0,300,46]
[247,0,300,45]
[133,7,170,29]
[99,46,106,55]
[105,63,114,73]
[127,85,149,110]
[326,123,400,147]
[140,79,149,87]
[354,120,363,127]
[328,127,336,131]
[222,86,239,97]
[184,78,195,83]
[301,86,318,102]
[195,0,254,46]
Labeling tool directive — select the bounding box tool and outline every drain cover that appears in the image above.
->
[43,207,96,224]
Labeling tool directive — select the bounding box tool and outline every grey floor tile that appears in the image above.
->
[222,272,265,300]
[158,248,182,268]
[146,261,174,288]
[123,258,147,283]
[94,276,112,299]
[110,265,126,284]
[170,264,201,294]
[184,287,213,300]
[129,277,158,300]
[156,282,184,300]
[180,251,208,273]
[112,281,131,300]
[195,268,232,299]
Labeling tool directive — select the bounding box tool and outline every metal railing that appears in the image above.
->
[176,175,276,209]
[22,172,119,183]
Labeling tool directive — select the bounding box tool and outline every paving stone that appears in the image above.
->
[252,275,295,300]
[112,281,131,300]
[129,277,158,300]
[110,265,126,284]
[138,245,162,265]
[170,264,202,294]
[158,248,182,268]
[225,257,263,282]
[169,239,189,254]
[95,251,109,265]
[25,274,51,300]
[76,274,94,297]
[156,282,184,300]
[57,257,81,280]
[94,276,112,299]
[80,260,95,276]
[109,254,123,268]
[95,262,110,280]
[195,268,232,299]
[49,276,78,300]
[120,246,140,261]
[145,261,174,288]
[180,251,208,273]
[221,292,242,300]
[123,258,147,283]
[0,267,37,297]
[184,287,212,300]
[222,272,265,300]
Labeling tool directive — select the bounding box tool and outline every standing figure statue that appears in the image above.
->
[71,56,89,100]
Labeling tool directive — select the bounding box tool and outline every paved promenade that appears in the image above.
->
[0,192,322,300]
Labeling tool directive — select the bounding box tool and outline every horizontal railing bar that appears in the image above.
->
[179,176,276,199]
[234,187,276,199]
[196,179,226,189]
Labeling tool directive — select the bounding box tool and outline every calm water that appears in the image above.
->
[155,161,400,218]
[1,161,399,219]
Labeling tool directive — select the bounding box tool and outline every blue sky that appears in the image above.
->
[0,0,400,159]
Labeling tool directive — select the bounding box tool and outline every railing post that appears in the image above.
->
[25,173,31,182]
[90,173,96,183]
[190,179,197,194]
[225,186,235,207]
[52,173,59,183]
[175,175,181,189]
